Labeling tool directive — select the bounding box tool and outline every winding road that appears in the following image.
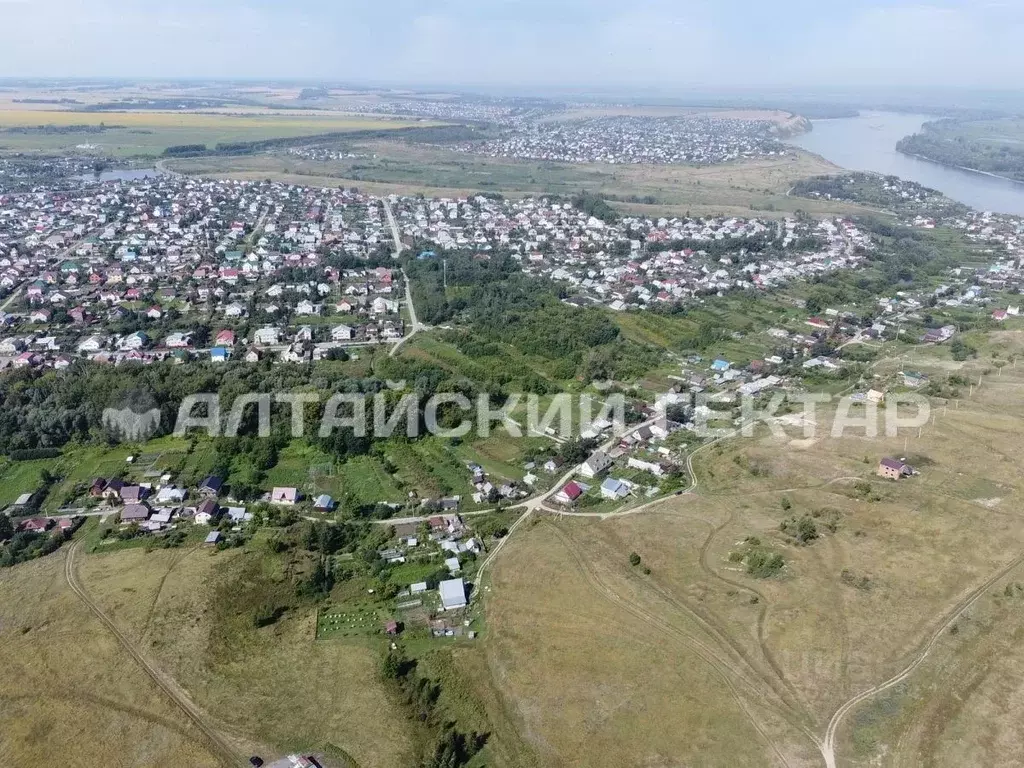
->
[820,549,1024,768]
[478,401,1024,766]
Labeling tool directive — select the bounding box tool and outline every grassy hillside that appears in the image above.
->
[480,331,1024,766]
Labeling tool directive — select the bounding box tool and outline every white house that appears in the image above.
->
[1,337,27,355]
[331,324,355,341]
[627,457,666,477]
[439,578,467,611]
[165,332,192,349]
[77,335,106,353]
[119,331,149,350]
[579,451,613,479]
[600,478,631,500]
[270,486,298,505]
[253,327,280,346]
[154,486,187,505]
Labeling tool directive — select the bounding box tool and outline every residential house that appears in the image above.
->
[627,457,668,477]
[878,458,913,480]
[313,494,335,511]
[579,451,613,479]
[194,498,220,525]
[600,478,631,500]
[214,329,236,347]
[554,481,584,505]
[439,578,467,611]
[199,475,223,497]
[270,487,299,505]
[331,324,355,341]
[120,504,151,523]
[253,327,280,346]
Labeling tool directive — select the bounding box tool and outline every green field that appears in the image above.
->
[334,455,407,507]
[169,141,873,218]
[0,108,438,157]
[0,459,51,506]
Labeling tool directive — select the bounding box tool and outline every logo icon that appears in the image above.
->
[103,390,162,442]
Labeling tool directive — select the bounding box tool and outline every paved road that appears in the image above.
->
[0,281,26,312]
[301,508,502,527]
[64,541,246,767]
[382,198,404,258]
[383,198,427,358]
[154,159,184,179]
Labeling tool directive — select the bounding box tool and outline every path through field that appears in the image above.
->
[63,541,249,768]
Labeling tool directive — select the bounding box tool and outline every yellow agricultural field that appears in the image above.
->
[0,108,440,157]
[0,108,428,131]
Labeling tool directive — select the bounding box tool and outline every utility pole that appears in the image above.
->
[443,259,447,290]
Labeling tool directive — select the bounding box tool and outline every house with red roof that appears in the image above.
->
[554,481,584,505]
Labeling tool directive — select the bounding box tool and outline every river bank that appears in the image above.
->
[786,111,1024,215]
[896,149,1024,188]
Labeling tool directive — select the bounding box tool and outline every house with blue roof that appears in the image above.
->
[711,359,731,373]
[210,346,230,363]
[600,477,631,500]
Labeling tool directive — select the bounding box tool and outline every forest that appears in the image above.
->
[897,119,1024,182]
[402,249,663,382]
[791,172,970,218]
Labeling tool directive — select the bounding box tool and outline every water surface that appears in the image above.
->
[787,112,1024,215]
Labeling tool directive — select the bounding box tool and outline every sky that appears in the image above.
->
[0,0,1021,92]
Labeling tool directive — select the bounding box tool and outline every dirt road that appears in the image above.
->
[63,541,247,768]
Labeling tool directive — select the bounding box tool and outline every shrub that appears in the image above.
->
[780,515,819,544]
[746,549,785,578]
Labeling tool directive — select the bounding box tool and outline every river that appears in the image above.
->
[786,111,1024,216]
[74,168,160,183]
